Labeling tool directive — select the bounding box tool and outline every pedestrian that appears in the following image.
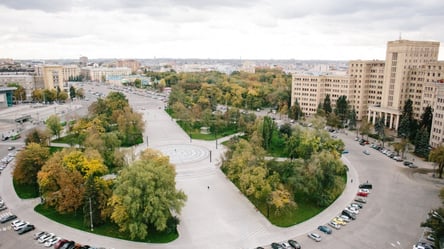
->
[351,179,353,183]
[207,186,210,190]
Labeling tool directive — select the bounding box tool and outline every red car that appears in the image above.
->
[357,191,368,197]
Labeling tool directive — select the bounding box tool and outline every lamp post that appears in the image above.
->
[89,197,94,231]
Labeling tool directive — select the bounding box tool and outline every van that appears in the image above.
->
[359,183,372,189]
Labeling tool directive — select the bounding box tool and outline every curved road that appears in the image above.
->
[0,85,442,249]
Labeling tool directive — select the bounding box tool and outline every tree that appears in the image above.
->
[348,107,357,130]
[398,99,418,141]
[323,94,332,115]
[13,143,50,186]
[109,149,187,240]
[429,145,444,178]
[8,83,26,103]
[46,115,62,139]
[69,86,76,100]
[374,117,386,147]
[334,95,348,125]
[25,128,50,146]
[414,127,430,158]
[419,106,433,134]
[289,99,303,121]
[359,119,372,140]
[260,116,275,150]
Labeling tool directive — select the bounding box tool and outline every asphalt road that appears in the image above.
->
[0,82,442,249]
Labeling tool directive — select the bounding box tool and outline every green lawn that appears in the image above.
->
[34,205,178,243]
[13,180,39,199]
[52,134,79,145]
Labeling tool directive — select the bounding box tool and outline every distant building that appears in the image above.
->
[79,56,88,67]
[35,65,64,90]
[81,66,131,82]
[116,59,140,73]
[0,87,17,108]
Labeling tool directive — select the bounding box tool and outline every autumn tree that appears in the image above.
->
[430,145,444,178]
[109,149,187,240]
[13,143,50,186]
[25,128,50,146]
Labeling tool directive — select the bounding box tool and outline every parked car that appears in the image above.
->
[8,146,15,151]
[359,188,370,194]
[328,221,341,230]
[355,197,367,203]
[413,241,435,249]
[357,191,369,197]
[0,214,17,223]
[13,221,30,231]
[38,233,55,243]
[342,210,357,220]
[17,224,35,234]
[288,239,301,249]
[0,204,7,211]
[307,232,322,242]
[271,242,284,249]
[363,150,370,155]
[318,225,332,234]
[403,161,413,166]
[54,239,69,249]
[332,217,347,225]
[45,237,61,247]
[339,215,351,222]
[280,242,292,248]
[34,231,47,240]
[345,206,359,215]
[350,202,363,209]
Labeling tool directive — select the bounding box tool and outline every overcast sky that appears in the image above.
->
[0,0,443,60]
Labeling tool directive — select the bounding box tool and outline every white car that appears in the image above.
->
[44,236,60,247]
[307,232,322,242]
[339,215,351,222]
[11,220,24,228]
[13,222,30,231]
[346,206,360,215]
[38,233,55,243]
[328,221,341,230]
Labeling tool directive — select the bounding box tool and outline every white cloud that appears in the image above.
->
[0,1,442,60]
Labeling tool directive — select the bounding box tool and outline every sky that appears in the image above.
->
[0,0,443,61]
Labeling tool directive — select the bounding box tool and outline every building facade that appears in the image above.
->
[291,39,444,147]
[81,66,131,82]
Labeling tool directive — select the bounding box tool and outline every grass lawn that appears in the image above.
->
[254,200,324,227]
[34,205,178,243]
[13,180,39,199]
[52,134,79,145]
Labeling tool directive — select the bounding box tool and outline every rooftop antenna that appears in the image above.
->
[399,32,402,40]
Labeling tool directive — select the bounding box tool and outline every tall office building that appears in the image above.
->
[367,40,440,129]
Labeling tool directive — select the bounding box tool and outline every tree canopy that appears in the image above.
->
[109,149,187,240]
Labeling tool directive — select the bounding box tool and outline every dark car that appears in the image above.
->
[318,225,332,234]
[54,239,69,249]
[0,205,7,211]
[288,239,301,249]
[60,241,76,249]
[271,242,284,249]
[0,214,17,223]
[17,224,35,234]
[359,183,373,189]
[342,210,357,220]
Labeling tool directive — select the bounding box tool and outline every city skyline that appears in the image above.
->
[0,0,443,61]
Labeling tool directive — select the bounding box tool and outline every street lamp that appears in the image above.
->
[89,197,94,231]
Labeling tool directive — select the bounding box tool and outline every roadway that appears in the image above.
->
[0,82,442,249]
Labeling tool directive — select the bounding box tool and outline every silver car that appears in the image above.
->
[308,232,322,242]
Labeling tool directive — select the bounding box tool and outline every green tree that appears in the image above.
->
[419,105,433,134]
[260,116,275,150]
[13,143,50,186]
[8,83,26,103]
[323,94,332,115]
[316,102,326,117]
[348,107,357,130]
[334,95,348,125]
[109,149,187,240]
[359,119,372,140]
[69,86,76,100]
[374,117,386,147]
[25,128,50,146]
[289,99,303,121]
[429,145,444,178]
[414,127,430,158]
[46,115,63,139]
[398,99,418,141]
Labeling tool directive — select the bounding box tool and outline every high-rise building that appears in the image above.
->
[291,39,444,147]
[368,40,440,129]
